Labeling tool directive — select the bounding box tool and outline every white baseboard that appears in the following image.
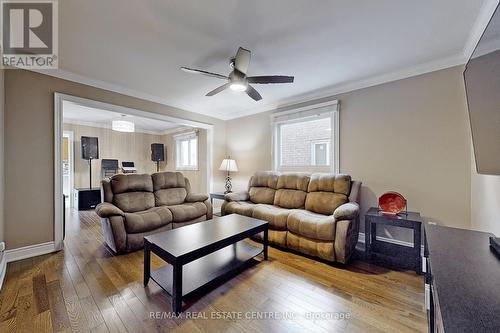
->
[0,251,6,291]
[0,241,58,291]
[5,241,57,263]
[358,232,425,256]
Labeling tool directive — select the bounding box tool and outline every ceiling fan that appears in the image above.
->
[180,47,294,101]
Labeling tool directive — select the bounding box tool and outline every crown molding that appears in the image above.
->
[29,1,499,122]
[224,53,467,120]
[462,0,499,61]
[31,68,219,119]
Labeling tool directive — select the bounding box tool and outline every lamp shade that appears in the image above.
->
[219,159,238,172]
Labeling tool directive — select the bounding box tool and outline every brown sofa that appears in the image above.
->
[95,172,212,253]
[222,171,361,263]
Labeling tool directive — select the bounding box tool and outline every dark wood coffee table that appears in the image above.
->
[143,214,268,313]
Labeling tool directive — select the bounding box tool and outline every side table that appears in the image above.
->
[209,192,226,216]
[364,207,422,274]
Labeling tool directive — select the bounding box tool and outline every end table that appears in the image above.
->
[364,207,422,274]
[209,192,226,216]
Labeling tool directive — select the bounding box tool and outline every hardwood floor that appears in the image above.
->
[0,210,427,332]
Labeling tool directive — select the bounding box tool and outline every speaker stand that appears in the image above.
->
[156,160,160,172]
[88,158,93,190]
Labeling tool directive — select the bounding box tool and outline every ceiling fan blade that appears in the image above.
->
[234,47,251,74]
[246,85,262,101]
[180,67,227,80]
[247,75,294,84]
[206,82,231,96]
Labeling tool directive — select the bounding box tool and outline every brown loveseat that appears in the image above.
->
[222,171,361,263]
[95,172,212,253]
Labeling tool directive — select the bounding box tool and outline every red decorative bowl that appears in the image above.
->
[378,191,406,215]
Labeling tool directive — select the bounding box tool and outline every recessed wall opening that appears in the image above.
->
[54,93,214,250]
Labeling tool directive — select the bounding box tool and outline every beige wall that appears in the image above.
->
[64,123,162,188]
[4,70,226,250]
[0,69,4,244]
[227,66,472,241]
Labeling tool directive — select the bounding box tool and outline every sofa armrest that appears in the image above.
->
[224,191,249,202]
[333,202,359,221]
[95,202,124,218]
[185,193,209,203]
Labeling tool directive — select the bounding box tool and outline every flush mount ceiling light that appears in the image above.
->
[112,116,135,133]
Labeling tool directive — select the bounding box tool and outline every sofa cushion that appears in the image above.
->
[154,188,187,206]
[305,192,348,215]
[249,171,279,188]
[111,174,153,193]
[307,173,351,196]
[167,202,207,222]
[272,173,310,209]
[274,189,307,209]
[123,206,172,234]
[223,201,257,217]
[113,192,155,213]
[252,204,292,230]
[287,210,336,241]
[249,187,276,204]
[276,173,310,191]
[151,172,188,206]
[152,172,186,190]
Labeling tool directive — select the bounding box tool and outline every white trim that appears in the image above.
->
[172,130,198,139]
[207,128,214,193]
[54,94,64,251]
[271,100,339,119]
[54,93,215,250]
[462,0,500,60]
[0,251,6,291]
[358,232,425,256]
[57,93,213,129]
[30,54,462,121]
[162,126,193,135]
[5,241,57,263]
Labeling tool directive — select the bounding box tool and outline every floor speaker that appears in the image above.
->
[81,136,99,160]
[151,143,165,161]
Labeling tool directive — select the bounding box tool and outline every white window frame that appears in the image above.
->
[174,131,199,171]
[271,100,339,173]
[311,140,330,166]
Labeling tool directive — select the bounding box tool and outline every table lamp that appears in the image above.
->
[219,157,238,193]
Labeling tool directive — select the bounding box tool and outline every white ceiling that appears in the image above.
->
[55,0,492,120]
[63,101,185,134]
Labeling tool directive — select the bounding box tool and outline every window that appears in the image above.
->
[272,101,339,172]
[175,131,198,170]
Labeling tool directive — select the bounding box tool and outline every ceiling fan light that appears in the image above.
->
[229,82,247,92]
[112,120,135,132]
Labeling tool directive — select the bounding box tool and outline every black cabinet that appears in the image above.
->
[425,223,500,332]
[74,187,101,210]
[364,207,422,273]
